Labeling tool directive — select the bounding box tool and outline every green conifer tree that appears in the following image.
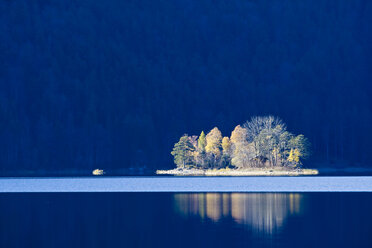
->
[171,135,195,168]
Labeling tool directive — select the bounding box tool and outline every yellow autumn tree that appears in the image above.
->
[205,127,222,158]
[222,137,231,155]
[287,149,301,166]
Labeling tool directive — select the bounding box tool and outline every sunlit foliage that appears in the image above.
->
[222,137,231,155]
[230,125,253,168]
[198,131,207,152]
[205,127,223,166]
[205,128,222,156]
[171,116,310,169]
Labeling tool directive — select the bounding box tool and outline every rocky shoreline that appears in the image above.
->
[156,168,319,176]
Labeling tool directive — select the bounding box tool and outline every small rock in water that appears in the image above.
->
[92,169,104,175]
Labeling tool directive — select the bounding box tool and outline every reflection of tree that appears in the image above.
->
[173,193,304,233]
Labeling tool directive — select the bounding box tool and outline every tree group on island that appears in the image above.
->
[171,116,310,170]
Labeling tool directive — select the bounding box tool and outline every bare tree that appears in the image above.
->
[243,116,287,166]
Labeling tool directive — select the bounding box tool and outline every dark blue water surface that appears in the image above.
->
[0,193,371,248]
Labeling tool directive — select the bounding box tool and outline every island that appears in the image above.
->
[157,116,319,176]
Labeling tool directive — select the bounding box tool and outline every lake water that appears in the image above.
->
[0,192,372,247]
[1,176,372,192]
[1,178,372,247]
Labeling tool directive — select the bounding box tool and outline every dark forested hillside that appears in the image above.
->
[0,0,371,173]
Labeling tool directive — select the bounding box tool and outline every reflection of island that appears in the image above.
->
[174,193,304,233]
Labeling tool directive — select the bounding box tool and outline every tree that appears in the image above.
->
[194,131,208,168]
[230,125,254,168]
[243,116,286,164]
[205,127,222,157]
[230,125,247,143]
[287,149,301,165]
[222,137,231,155]
[244,116,285,143]
[205,127,222,166]
[253,123,287,166]
[171,134,195,168]
[188,135,198,150]
[287,134,310,166]
[221,136,232,167]
[198,131,207,152]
